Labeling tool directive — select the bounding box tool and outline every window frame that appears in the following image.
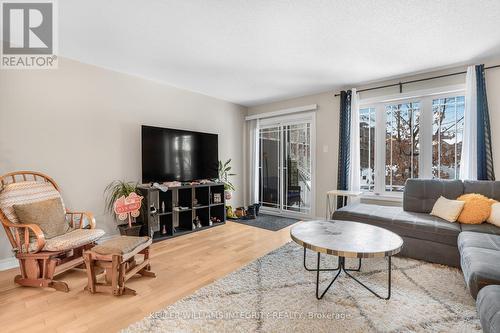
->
[358,85,466,197]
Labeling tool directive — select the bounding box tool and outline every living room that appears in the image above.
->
[1,1,500,332]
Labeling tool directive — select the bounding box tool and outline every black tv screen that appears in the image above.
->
[141,125,218,183]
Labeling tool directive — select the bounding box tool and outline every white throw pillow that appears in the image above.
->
[430,196,465,223]
[487,203,500,227]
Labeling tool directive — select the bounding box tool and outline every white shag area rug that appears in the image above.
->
[123,242,481,332]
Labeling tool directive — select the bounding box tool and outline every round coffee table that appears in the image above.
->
[291,220,403,300]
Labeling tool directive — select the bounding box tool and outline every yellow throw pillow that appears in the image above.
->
[456,193,496,224]
[430,196,465,223]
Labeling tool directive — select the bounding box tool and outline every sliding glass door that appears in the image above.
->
[283,123,312,212]
[259,126,281,209]
[258,114,314,216]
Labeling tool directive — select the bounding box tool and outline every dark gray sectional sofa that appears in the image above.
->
[332,179,500,332]
[478,285,500,333]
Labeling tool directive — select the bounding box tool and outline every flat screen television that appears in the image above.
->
[141,125,218,183]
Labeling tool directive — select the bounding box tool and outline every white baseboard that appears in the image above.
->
[0,257,18,271]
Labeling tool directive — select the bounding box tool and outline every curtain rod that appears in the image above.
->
[333,64,500,97]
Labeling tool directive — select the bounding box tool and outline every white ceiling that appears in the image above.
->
[59,0,500,106]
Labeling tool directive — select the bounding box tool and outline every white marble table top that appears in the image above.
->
[290,220,403,258]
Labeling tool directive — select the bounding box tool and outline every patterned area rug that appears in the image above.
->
[229,214,300,231]
[123,243,481,332]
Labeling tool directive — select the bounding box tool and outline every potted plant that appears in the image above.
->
[218,159,236,201]
[104,180,142,236]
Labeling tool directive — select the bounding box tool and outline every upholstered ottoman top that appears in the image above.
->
[92,236,151,255]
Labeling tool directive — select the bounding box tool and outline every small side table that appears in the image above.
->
[326,190,362,219]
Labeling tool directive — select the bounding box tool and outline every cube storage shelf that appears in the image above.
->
[137,182,226,242]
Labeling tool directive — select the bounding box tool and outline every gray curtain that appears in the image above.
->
[337,90,351,208]
[476,64,495,180]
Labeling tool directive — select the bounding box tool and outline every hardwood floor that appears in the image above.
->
[0,221,296,333]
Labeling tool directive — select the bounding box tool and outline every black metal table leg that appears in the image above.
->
[343,256,392,300]
[344,258,362,272]
[303,248,340,271]
[306,249,392,300]
[316,253,342,300]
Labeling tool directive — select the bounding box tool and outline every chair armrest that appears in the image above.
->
[2,220,45,253]
[66,210,96,229]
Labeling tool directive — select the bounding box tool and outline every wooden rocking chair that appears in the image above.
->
[0,171,105,292]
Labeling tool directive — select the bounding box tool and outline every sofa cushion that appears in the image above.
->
[464,181,500,201]
[461,223,500,236]
[43,228,105,252]
[457,231,500,253]
[403,179,464,213]
[477,285,500,333]
[459,246,500,299]
[332,203,461,246]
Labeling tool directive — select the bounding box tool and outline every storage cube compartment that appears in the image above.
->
[176,210,194,232]
[158,190,172,213]
[194,186,210,207]
[177,188,193,209]
[194,207,210,226]
[210,185,225,205]
[158,214,173,237]
[210,204,225,224]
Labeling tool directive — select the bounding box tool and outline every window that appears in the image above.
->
[359,91,465,194]
[359,108,375,191]
[432,96,465,179]
[385,102,420,192]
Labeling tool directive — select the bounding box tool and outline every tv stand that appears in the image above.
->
[137,182,226,242]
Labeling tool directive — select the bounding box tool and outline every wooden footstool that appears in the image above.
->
[83,236,156,296]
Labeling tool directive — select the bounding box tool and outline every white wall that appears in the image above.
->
[246,60,500,217]
[0,58,246,264]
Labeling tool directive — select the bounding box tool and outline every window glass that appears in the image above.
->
[432,96,465,179]
[359,108,375,191]
[385,102,420,192]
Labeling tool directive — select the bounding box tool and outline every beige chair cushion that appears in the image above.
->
[0,181,65,224]
[13,198,71,239]
[43,228,105,252]
[92,236,151,255]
